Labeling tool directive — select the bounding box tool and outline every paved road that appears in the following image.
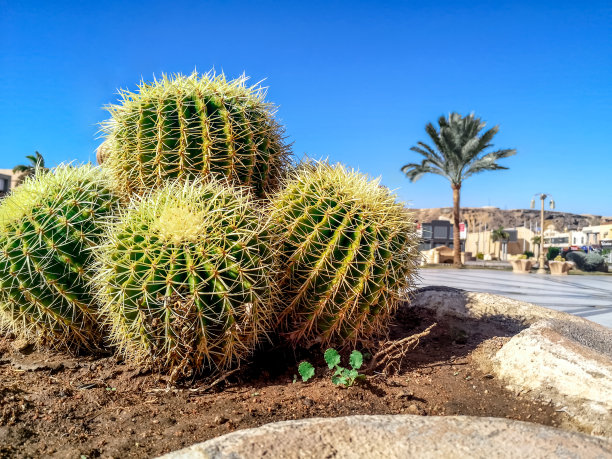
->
[417,268,612,328]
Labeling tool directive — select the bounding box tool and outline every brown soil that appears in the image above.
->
[0,306,563,459]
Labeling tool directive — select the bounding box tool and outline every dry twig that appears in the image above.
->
[188,368,241,395]
[367,323,436,375]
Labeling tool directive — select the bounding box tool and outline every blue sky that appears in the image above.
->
[1,0,610,215]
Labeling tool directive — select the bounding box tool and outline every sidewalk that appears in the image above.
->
[417,268,612,328]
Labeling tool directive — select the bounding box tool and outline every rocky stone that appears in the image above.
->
[411,207,603,232]
[490,320,612,436]
[213,416,228,426]
[412,288,612,436]
[159,415,612,458]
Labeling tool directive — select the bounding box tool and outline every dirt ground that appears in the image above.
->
[0,306,563,459]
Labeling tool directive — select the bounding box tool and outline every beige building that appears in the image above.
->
[0,169,18,197]
[464,226,538,260]
[582,224,612,245]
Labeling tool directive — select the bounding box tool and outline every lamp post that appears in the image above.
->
[530,193,555,274]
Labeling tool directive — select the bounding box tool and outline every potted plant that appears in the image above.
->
[510,254,533,274]
[549,255,573,275]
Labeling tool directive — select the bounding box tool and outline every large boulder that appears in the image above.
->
[412,287,612,436]
[159,415,612,458]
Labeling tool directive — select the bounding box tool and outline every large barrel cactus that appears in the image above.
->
[0,165,118,351]
[270,162,419,346]
[94,179,277,374]
[101,71,291,198]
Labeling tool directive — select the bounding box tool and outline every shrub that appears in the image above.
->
[566,251,605,272]
[518,254,527,260]
[546,247,560,260]
[554,255,565,262]
[585,253,606,272]
[476,252,484,260]
[566,251,586,268]
[523,251,534,258]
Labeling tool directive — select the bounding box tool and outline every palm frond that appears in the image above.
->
[12,165,31,173]
[404,113,515,186]
[25,155,38,165]
[401,161,445,182]
[409,145,444,169]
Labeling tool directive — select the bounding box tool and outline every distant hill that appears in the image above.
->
[410,207,606,232]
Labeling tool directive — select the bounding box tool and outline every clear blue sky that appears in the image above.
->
[1,0,610,215]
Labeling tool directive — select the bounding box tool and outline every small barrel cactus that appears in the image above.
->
[94,179,277,374]
[0,165,118,351]
[270,162,419,346]
[101,71,291,198]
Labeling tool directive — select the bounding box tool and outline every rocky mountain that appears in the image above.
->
[410,207,605,232]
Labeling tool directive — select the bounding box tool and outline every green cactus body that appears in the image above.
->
[102,71,291,198]
[0,166,118,351]
[95,179,276,374]
[270,162,419,346]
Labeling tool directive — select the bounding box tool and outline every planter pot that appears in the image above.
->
[549,261,573,276]
[511,259,533,274]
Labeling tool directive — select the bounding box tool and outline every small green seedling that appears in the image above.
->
[325,348,365,387]
[298,361,315,382]
[297,349,365,387]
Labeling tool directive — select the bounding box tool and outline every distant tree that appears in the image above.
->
[531,235,542,259]
[401,113,516,266]
[491,226,510,260]
[13,151,48,185]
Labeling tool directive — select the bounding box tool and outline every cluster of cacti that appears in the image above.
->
[1,70,420,376]
[101,71,291,198]
[269,162,419,346]
[0,165,118,351]
[94,179,277,373]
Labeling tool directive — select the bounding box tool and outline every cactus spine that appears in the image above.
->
[94,179,277,374]
[0,165,118,351]
[102,71,290,198]
[270,162,419,346]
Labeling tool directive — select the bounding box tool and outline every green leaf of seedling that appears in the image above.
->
[349,350,363,370]
[333,367,344,376]
[324,348,341,369]
[347,369,359,380]
[332,375,347,386]
[298,361,315,382]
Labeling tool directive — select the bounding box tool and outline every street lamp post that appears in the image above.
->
[531,193,555,274]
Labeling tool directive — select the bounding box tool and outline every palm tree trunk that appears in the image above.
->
[451,183,462,267]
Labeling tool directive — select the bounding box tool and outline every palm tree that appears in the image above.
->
[491,226,510,260]
[401,113,516,266]
[13,151,48,186]
[531,235,542,259]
